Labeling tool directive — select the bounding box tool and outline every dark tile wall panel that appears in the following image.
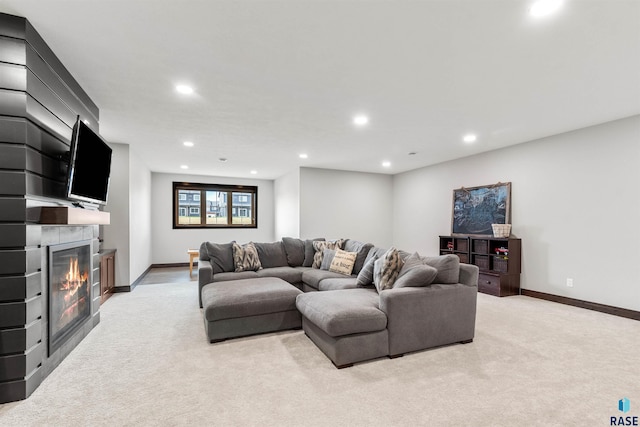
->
[24,20,98,118]
[0,36,26,65]
[0,62,26,90]
[0,295,41,328]
[0,320,41,355]
[0,88,25,115]
[25,95,72,142]
[0,92,71,143]
[0,224,40,247]
[0,145,64,178]
[0,117,69,154]
[0,172,64,201]
[0,12,102,404]
[0,344,41,382]
[0,13,27,40]
[0,171,26,195]
[0,198,27,222]
[26,69,77,127]
[0,248,40,275]
[26,45,98,125]
[0,360,42,404]
[0,272,41,301]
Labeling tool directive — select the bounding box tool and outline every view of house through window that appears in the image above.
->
[173,182,257,228]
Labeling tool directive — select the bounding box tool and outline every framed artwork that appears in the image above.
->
[452,182,511,236]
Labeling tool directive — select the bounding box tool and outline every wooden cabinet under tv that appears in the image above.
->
[439,235,521,297]
[99,249,116,303]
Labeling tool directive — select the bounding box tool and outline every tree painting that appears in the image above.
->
[452,182,511,235]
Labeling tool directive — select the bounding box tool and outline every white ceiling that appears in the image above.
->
[1,0,639,179]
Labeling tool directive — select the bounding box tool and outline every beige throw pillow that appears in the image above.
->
[329,249,357,276]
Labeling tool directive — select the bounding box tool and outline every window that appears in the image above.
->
[173,182,257,228]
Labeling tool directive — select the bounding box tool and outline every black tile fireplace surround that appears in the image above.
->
[0,225,101,404]
[0,12,104,403]
[0,11,113,404]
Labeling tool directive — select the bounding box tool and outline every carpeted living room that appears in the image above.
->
[0,1,639,426]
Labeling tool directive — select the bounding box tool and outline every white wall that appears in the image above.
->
[274,168,300,239]
[128,149,152,283]
[299,167,393,246]
[102,143,130,289]
[101,143,152,287]
[393,115,640,311]
[151,172,275,264]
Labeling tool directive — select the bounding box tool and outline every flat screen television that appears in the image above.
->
[66,118,112,205]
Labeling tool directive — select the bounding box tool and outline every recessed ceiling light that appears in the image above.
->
[183,141,194,147]
[218,158,227,162]
[463,134,477,143]
[180,165,189,169]
[250,170,257,175]
[176,84,194,95]
[353,115,369,126]
[382,161,391,168]
[299,154,308,159]
[529,0,563,17]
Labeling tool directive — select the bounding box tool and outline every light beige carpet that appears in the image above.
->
[0,282,638,427]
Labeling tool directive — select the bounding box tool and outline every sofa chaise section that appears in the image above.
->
[296,288,389,368]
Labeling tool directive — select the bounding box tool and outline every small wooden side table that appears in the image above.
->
[188,249,199,277]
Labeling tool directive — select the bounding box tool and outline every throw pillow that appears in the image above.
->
[205,241,235,273]
[421,254,460,284]
[319,249,337,270]
[399,252,424,272]
[198,242,209,261]
[303,238,325,267]
[373,247,404,292]
[242,243,262,271]
[329,249,357,276]
[356,253,380,287]
[282,237,305,266]
[393,264,438,288]
[254,241,288,268]
[312,239,344,269]
[343,240,374,275]
[232,242,245,272]
[232,242,262,272]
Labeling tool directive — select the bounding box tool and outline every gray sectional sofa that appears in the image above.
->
[198,237,479,368]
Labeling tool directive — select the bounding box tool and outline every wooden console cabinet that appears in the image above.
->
[439,236,521,297]
[99,249,116,303]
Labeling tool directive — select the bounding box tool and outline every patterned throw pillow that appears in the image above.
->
[312,239,344,269]
[232,242,262,272]
[232,242,245,272]
[356,253,380,287]
[373,247,404,292]
[329,249,358,276]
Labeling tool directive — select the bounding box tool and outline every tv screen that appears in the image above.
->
[66,118,112,205]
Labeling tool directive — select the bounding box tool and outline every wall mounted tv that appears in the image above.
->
[66,117,112,206]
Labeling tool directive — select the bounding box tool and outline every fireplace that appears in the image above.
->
[48,240,93,356]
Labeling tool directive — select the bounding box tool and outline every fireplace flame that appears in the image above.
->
[61,257,89,296]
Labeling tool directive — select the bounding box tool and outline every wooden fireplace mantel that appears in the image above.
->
[34,206,110,225]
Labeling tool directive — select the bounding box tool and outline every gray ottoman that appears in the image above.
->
[296,288,389,368]
[202,277,302,342]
